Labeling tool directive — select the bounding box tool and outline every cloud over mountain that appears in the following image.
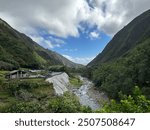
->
[0,0,150,38]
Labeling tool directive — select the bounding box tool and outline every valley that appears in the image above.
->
[0,9,150,113]
[0,69,108,112]
[71,76,108,110]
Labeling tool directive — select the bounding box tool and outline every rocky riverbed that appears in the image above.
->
[71,76,108,110]
[46,73,108,110]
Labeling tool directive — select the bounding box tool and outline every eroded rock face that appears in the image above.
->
[46,72,69,95]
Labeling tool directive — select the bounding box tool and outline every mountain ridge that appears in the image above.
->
[84,9,150,99]
[0,18,83,70]
[88,9,150,67]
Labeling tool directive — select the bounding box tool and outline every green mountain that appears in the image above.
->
[88,9,150,67]
[85,9,150,99]
[0,18,82,70]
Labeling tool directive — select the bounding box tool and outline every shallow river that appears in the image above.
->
[46,73,107,111]
[71,76,108,110]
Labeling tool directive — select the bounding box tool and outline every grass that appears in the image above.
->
[30,79,54,98]
[0,71,9,74]
[32,84,54,98]
[0,91,17,111]
[0,77,55,112]
[21,78,44,82]
[69,76,83,88]
[0,70,9,78]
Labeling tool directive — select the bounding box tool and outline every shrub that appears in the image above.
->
[98,86,150,113]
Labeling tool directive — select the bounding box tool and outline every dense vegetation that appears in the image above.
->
[85,38,150,100]
[85,10,150,108]
[0,77,91,113]
[98,86,150,113]
[0,71,150,113]
[69,76,83,88]
[82,10,150,113]
[3,92,91,113]
[0,18,82,70]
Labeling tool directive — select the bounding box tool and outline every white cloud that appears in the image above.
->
[63,55,95,65]
[48,36,65,45]
[0,0,89,38]
[30,35,54,49]
[30,34,65,49]
[0,0,150,40]
[89,31,100,39]
[87,0,150,36]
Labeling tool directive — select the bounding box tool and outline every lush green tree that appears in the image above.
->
[4,102,44,113]
[98,86,150,113]
[91,39,150,99]
[48,92,92,113]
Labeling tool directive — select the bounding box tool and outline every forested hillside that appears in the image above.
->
[0,18,82,70]
[85,10,150,103]
[88,9,150,67]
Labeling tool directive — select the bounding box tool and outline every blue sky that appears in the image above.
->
[30,28,111,65]
[52,32,111,64]
[0,0,149,64]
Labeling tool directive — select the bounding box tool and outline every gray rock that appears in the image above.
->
[46,72,69,95]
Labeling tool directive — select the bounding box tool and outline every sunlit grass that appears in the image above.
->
[69,77,83,88]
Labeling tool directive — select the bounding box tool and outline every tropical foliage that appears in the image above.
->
[88,38,150,99]
[98,86,150,113]
[0,77,91,113]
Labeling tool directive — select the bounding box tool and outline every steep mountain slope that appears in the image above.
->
[91,38,150,99]
[88,9,150,67]
[0,18,82,70]
[84,9,150,99]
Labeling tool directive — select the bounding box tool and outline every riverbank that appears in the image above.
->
[72,76,108,110]
[45,72,108,110]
